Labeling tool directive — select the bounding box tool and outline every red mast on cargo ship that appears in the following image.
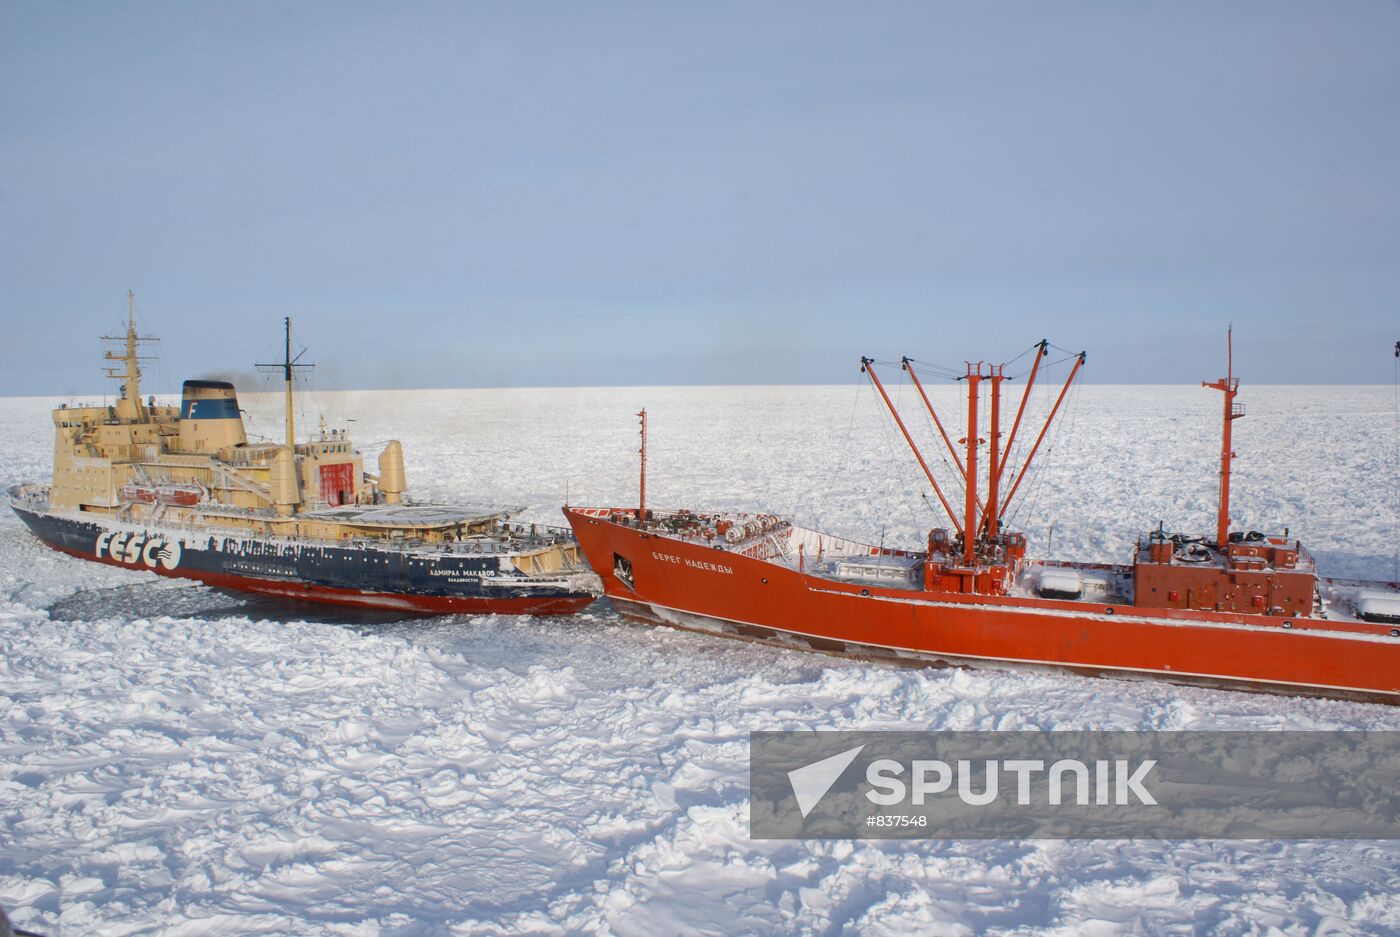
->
[985,363,1004,540]
[864,342,1086,593]
[1203,326,1244,548]
[962,363,982,565]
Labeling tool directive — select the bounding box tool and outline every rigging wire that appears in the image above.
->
[1001,342,1040,369]
[993,366,1048,502]
[895,360,971,512]
[130,293,174,402]
[1004,375,1082,538]
[905,340,1044,382]
[997,349,1085,501]
[248,326,281,440]
[999,354,1077,529]
[865,341,1086,545]
[802,374,867,531]
[288,320,319,443]
[1042,351,1082,370]
[902,342,1070,535]
[925,389,968,509]
[903,360,964,381]
[899,364,966,527]
[893,366,928,534]
[876,367,933,533]
[251,351,277,441]
[868,369,939,536]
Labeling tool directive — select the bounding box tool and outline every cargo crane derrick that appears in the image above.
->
[862,341,1083,596]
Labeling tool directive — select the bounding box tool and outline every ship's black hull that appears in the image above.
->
[11,501,597,616]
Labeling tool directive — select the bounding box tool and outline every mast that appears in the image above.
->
[985,365,1003,538]
[255,319,315,515]
[637,408,647,519]
[962,363,982,564]
[124,290,140,413]
[903,357,988,524]
[257,317,313,451]
[102,289,157,422]
[1203,326,1244,549]
[283,317,294,450]
[875,344,1084,565]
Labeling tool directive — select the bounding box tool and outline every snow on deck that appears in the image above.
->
[299,502,520,527]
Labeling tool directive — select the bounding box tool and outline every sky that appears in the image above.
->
[1,1,1397,396]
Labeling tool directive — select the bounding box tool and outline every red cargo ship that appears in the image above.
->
[564,335,1400,703]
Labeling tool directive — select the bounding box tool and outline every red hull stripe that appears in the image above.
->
[48,543,593,617]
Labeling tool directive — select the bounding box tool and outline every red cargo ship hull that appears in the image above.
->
[564,507,1400,703]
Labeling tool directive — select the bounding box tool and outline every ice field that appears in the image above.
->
[2,381,1400,935]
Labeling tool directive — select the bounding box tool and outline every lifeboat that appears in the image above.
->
[120,483,155,504]
[156,484,202,506]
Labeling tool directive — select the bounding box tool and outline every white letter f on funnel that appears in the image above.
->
[788,745,865,818]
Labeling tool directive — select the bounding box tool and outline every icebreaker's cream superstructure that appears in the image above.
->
[12,293,599,614]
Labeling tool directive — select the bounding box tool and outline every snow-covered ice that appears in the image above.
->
[2,383,1399,935]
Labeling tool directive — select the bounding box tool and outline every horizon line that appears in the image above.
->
[6,380,1398,401]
